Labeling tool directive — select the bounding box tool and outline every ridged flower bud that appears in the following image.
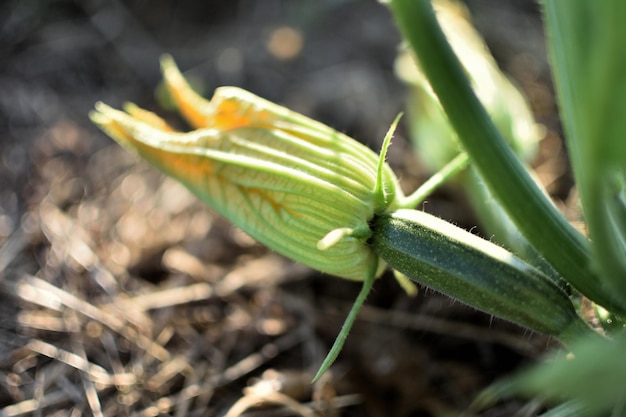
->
[90,55,403,282]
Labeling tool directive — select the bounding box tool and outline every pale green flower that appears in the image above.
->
[90,56,407,380]
[91,55,403,281]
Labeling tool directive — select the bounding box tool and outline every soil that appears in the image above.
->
[0,1,573,416]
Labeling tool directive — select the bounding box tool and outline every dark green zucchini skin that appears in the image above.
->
[372,209,580,335]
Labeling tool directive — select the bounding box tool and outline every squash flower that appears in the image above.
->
[90,55,407,380]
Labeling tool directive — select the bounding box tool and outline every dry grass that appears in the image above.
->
[0,124,553,416]
[0,1,569,415]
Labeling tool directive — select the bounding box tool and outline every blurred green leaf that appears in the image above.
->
[542,0,626,305]
[537,400,590,417]
[474,334,624,417]
[395,0,541,172]
[517,334,626,416]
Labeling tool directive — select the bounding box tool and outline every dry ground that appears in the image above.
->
[0,1,574,416]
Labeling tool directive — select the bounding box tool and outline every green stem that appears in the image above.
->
[388,0,621,312]
[312,257,377,383]
[399,152,469,209]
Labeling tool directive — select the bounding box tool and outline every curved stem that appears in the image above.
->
[388,0,621,312]
[399,152,469,208]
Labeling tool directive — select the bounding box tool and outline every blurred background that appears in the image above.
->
[0,1,567,416]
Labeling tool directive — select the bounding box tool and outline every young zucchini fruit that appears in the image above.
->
[371,209,592,340]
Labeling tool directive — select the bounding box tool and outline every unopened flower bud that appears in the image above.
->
[90,56,403,282]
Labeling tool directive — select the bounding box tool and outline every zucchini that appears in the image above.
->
[372,209,588,337]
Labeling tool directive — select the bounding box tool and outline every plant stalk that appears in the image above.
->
[388,0,622,312]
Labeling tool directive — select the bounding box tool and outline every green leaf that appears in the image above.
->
[542,0,626,306]
[517,334,626,416]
